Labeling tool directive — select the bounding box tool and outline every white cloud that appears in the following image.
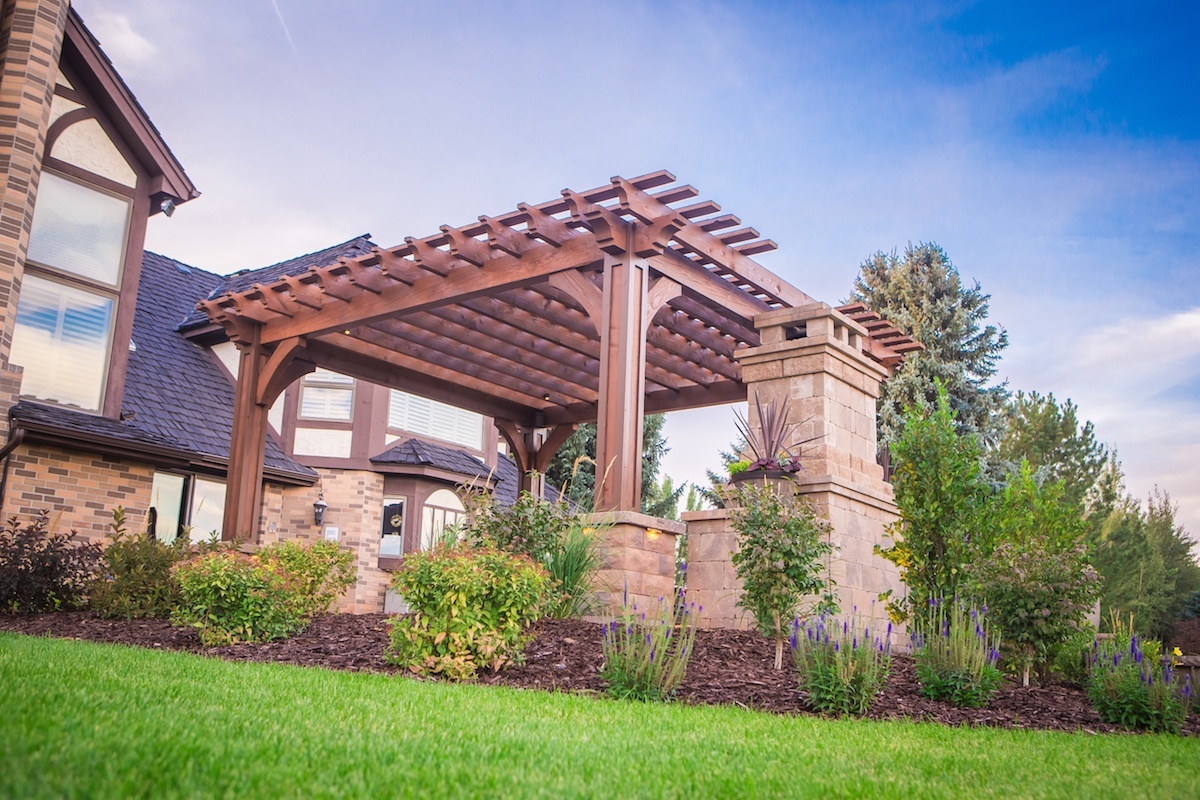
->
[88,12,156,65]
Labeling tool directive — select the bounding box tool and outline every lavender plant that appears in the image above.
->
[600,590,699,702]
[913,598,1002,708]
[792,614,891,716]
[1087,633,1192,735]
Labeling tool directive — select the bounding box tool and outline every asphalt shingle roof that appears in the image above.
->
[179,234,375,329]
[13,252,315,481]
[371,438,492,480]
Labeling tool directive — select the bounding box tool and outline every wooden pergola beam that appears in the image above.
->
[254,235,603,344]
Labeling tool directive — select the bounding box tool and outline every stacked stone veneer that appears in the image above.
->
[589,511,683,615]
[684,303,904,633]
[1,443,153,538]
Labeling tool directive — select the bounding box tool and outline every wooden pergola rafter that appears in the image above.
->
[201,170,916,539]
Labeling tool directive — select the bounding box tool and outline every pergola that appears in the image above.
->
[199,171,917,538]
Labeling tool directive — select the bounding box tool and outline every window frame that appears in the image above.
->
[12,168,134,413]
[147,471,227,544]
[297,368,356,423]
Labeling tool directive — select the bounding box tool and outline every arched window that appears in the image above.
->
[420,489,465,550]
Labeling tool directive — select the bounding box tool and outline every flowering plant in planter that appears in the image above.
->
[729,393,815,479]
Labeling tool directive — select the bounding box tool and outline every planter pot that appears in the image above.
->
[727,469,798,486]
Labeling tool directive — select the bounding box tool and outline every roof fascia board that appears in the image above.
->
[63,10,198,206]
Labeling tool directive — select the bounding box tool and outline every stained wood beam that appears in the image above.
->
[351,324,577,406]
[615,177,813,308]
[647,248,769,325]
[369,318,598,404]
[421,306,601,392]
[543,378,749,426]
[257,235,603,344]
[308,334,538,423]
[496,288,697,391]
[669,294,760,346]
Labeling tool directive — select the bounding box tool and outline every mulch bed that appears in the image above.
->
[2,612,1196,736]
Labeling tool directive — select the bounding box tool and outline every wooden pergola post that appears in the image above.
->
[223,332,270,540]
[593,223,647,512]
[222,331,314,541]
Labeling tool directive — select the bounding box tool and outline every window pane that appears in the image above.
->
[150,473,186,543]
[308,368,354,384]
[300,385,354,420]
[10,273,113,410]
[381,497,405,557]
[189,478,226,543]
[389,389,483,450]
[27,172,130,286]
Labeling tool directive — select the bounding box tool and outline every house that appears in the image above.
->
[0,3,554,614]
[0,2,919,626]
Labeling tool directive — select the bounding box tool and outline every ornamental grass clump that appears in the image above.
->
[792,614,891,716]
[1087,633,1191,735]
[600,590,699,701]
[913,598,1002,708]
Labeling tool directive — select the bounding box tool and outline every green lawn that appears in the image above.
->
[2,633,1197,799]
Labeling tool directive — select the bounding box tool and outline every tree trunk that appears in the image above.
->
[773,610,783,671]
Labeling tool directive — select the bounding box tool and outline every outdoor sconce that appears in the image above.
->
[313,493,328,526]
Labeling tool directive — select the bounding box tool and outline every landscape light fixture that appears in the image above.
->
[313,492,328,525]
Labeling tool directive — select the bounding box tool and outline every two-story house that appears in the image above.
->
[0,2,536,613]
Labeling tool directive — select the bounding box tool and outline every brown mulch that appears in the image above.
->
[2,612,1196,736]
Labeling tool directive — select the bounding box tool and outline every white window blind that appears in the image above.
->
[10,273,114,411]
[27,172,130,286]
[299,369,354,421]
[388,390,483,450]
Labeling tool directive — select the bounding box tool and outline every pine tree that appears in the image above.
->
[846,242,1009,448]
[996,391,1110,511]
[545,413,681,515]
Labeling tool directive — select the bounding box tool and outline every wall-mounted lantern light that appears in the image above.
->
[313,492,328,526]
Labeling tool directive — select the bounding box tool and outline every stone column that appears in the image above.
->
[683,303,904,633]
[588,510,683,616]
[737,302,903,628]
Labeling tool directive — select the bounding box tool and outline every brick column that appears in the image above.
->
[737,302,903,628]
[683,303,904,633]
[0,0,69,438]
[588,511,682,616]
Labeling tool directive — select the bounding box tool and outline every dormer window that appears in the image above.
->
[10,171,131,412]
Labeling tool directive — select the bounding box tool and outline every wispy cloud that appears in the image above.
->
[268,0,299,61]
[88,11,156,65]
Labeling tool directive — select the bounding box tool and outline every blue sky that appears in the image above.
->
[75,1,1199,536]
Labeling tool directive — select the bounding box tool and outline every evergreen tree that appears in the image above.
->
[545,413,681,515]
[996,391,1111,511]
[846,242,1009,448]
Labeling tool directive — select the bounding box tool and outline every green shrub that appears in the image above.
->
[973,537,1100,686]
[387,543,550,680]
[792,614,891,716]
[543,522,601,619]
[1052,626,1097,687]
[729,481,837,670]
[90,508,190,619]
[460,490,571,565]
[1088,634,1191,734]
[172,552,305,645]
[876,384,990,626]
[600,591,699,701]
[0,511,101,613]
[171,540,353,646]
[913,599,1002,707]
[256,539,355,618]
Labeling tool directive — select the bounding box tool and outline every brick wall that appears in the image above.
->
[275,468,388,614]
[0,0,68,364]
[1,442,153,540]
